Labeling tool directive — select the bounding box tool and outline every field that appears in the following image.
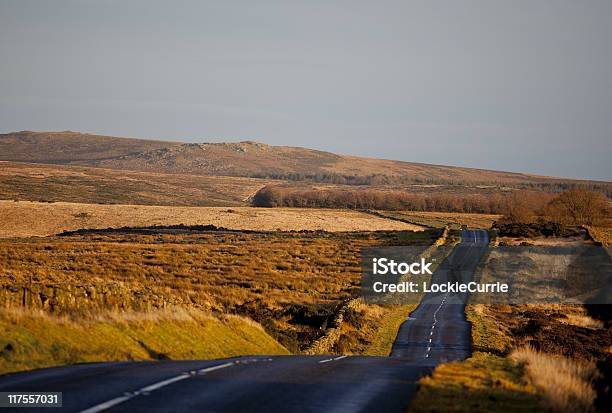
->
[1,132,610,410]
[0,228,440,372]
[0,308,288,375]
[0,161,569,212]
[374,210,500,229]
[0,161,272,206]
[0,201,423,238]
[0,131,179,163]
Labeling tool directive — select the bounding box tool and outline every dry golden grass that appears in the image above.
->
[467,304,514,355]
[0,161,273,206]
[408,303,543,413]
[0,307,288,375]
[376,210,500,229]
[0,230,437,352]
[410,302,610,413]
[510,346,598,413]
[0,131,178,162]
[558,314,604,330]
[467,303,611,361]
[409,352,543,413]
[0,201,424,238]
[362,304,417,356]
[586,225,612,246]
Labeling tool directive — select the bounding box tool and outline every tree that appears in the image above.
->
[252,186,279,207]
[544,189,608,225]
[499,193,534,224]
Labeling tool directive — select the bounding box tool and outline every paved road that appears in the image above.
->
[0,230,488,413]
[391,229,489,363]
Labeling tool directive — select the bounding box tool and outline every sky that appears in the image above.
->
[1,0,611,181]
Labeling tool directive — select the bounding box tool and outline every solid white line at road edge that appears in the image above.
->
[77,362,236,413]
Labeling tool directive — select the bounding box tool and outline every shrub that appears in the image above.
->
[544,189,609,226]
[511,346,598,412]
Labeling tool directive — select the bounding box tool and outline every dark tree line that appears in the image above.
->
[499,189,609,225]
[251,186,555,214]
[246,172,612,197]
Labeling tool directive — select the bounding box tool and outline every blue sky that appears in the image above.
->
[1,0,610,180]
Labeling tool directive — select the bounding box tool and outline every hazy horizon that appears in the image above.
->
[1,1,611,181]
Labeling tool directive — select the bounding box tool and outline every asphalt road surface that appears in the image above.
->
[0,230,489,413]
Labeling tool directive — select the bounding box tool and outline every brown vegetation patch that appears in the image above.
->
[252,185,554,214]
[0,161,272,206]
[0,229,438,351]
[0,201,423,238]
[374,210,500,229]
[511,346,599,412]
[471,304,612,412]
[3,132,609,195]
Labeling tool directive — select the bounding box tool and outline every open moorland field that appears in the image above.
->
[0,201,423,238]
[0,199,610,411]
[372,210,501,229]
[1,131,611,411]
[0,160,572,210]
[0,161,274,206]
[0,228,439,374]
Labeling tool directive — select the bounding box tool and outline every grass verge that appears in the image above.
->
[409,352,543,413]
[511,346,599,413]
[364,304,417,356]
[0,308,289,375]
[407,304,542,412]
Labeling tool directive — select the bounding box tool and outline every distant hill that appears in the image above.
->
[0,131,179,163]
[0,161,271,206]
[1,131,609,191]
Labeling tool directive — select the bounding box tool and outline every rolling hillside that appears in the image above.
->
[0,131,180,163]
[2,131,604,187]
[0,161,272,206]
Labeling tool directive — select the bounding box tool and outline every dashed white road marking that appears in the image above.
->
[319,355,348,364]
[78,361,239,413]
[197,362,235,374]
[423,229,482,360]
[425,290,449,359]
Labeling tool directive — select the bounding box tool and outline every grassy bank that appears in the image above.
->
[409,352,543,413]
[409,303,608,412]
[408,305,542,413]
[363,304,416,356]
[0,308,289,375]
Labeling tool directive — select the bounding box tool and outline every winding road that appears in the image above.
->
[0,230,489,413]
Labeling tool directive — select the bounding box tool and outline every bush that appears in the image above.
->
[511,346,598,413]
[544,189,608,226]
[493,222,575,238]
